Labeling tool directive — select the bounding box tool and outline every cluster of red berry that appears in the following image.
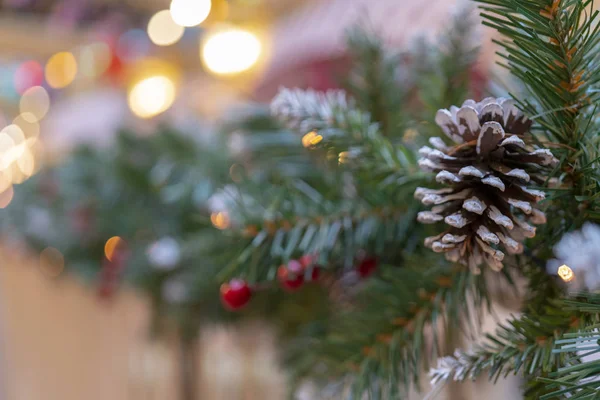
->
[220,255,378,310]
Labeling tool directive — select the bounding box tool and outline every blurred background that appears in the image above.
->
[0,0,515,399]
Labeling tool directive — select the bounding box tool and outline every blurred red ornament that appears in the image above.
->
[14,61,44,95]
[278,260,305,291]
[309,266,321,281]
[299,254,317,268]
[220,279,252,310]
[357,257,378,278]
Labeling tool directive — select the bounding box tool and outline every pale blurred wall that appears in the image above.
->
[0,247,288,400]
[0,245,521,400]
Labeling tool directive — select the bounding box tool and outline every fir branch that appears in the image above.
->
[540,293,600,399]
[344,27,405,138]
[476,0,600,224]
[287,267,497,398]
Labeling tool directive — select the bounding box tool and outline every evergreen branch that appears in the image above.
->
[427,260,595,399]
[216,177,424,281]
[540,293,600,399]
[410,5,480,138]
[344,27,405,138]
[287,266,497,398]
[476,0,600,225]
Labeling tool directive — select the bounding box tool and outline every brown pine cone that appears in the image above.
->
[415,98,558,272]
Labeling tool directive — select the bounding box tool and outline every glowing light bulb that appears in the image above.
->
[170,0,211,27]
[128,76,176,118]
[558,264,574,282]
[147,10,185,46]
[45,52,77,89]
[201,28,261,75]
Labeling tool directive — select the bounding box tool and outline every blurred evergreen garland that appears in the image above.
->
[6,1,600,399]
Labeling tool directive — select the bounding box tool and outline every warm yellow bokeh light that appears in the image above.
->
[338,151,350,164]
[45,52,78,89]
[128,76,176,118]
[202,28,261,75]
[78,42,112,78]
[558,264,574,282]
[17,146,35,177]
[302,131,323,148]
[0,186,13,209]
[170,0,211,27]
[148,10,185,46]
[105,236,124,262]
[211,211,230,230]
[14,114,40,139]
[40,247,65,278]
[20,86,50,123]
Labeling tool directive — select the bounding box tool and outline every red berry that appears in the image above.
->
[357,257,378,278]
[278,260,304,291]
[309,265,321,281]
[299,254,316,268]
[220,279,252,310]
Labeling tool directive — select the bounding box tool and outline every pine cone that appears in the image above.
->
[415,98,559,272]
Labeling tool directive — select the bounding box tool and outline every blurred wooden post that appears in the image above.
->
[180,335,198,400]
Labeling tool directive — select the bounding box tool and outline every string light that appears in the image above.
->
[45,52,78,89]
[302,131,323,148]
[201,27,261,75]
[13,114,40,140]
[14,61,43,95]
[20,86,50,123]
[558,264,574,282]
[78,42,112,79]
[170,0,211,27]
[147,10,185,47]
[128,76,176,118]
[211,211,230,230]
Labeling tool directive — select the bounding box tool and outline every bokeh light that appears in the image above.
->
[170,0,211,27]
[211,211,230,230]
[148,10,185,47]
[14,60,44,95]
[302,131,323,148]
[0,186,13,208]
[117,29,151,62]
[77,42,112,79]
[13,114,40,140]
[558,264,574,282]
[128,76,176,118]
[105,236,124,262]
[40,247,65,278]
[201,28,261,75]
[20,86,50,123]
[45,52,78,89]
